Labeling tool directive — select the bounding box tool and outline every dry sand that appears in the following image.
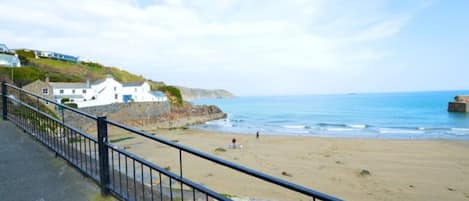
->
[108,128,469,201]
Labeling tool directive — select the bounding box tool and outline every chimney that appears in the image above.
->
[45,76,50,85]
[86,80,90,88]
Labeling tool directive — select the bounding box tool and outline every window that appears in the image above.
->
[114,94,118,100]
[83,89,86,94]
[42,88,48,94]
[60,89,64,94]
[72,89,75,94]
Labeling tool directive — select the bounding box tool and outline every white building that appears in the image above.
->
[0,43,21,67]
[49,75,167,108]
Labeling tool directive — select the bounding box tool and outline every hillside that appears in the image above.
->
[177,86,235,100]
[1,56,185,105]
[2,54,234,102]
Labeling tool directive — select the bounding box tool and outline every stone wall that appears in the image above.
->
[80,101,171,120]
[448,102,469,113]
[64,102,226,132]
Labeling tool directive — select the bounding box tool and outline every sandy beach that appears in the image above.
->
[108,128,469,201]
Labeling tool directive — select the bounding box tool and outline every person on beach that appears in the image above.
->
[232,138,237,149]
[256,131,260,139]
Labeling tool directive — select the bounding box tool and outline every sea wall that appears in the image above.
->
[64,102,226,132]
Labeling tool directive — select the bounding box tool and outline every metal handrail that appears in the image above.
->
[106,119,342,201]
[5,83,97,120]
[7,95,98,143]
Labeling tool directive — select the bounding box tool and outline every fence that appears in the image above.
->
[1,82,343,201]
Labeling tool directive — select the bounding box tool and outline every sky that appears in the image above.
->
[1,0,468,96]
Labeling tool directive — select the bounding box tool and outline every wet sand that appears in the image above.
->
[108,129,469,201]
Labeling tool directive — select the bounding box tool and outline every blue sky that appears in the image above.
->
[0,0,468,96]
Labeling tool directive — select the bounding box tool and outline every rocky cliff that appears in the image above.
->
[176,86,235,100]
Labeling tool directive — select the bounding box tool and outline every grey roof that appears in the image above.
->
[49,82,89,89]
[54,94,85,99]
[92,78,107,85]
[122,82,145,87]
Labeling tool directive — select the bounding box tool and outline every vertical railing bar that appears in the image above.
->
[88,140,92,176]
[1,81,7,121]
[84,136,88,173]
[179,149,184,201]
[111,148,115,191]
[169,177,173,201]
[94,142,98,179]
[97,116,110,196]
[159,172,163,201]
[133,159,137,201]
[126,156,129,198]
[150,169,154,201]
[52,120,56,150]
[73,130,78,164]
[79,135,83,169]
[192,188,196,201]
[141,163,145,201]
[118,152,122,195]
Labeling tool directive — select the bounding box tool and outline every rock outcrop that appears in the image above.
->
[176,86,235,100]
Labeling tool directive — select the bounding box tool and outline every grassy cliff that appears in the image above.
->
[0,57,183,106]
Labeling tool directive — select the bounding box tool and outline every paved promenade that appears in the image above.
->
[0,119,109,201]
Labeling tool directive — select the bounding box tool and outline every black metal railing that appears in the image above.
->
[1,82,343,201]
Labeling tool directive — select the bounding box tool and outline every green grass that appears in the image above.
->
[109,136,135,143]
[15,49,36,58]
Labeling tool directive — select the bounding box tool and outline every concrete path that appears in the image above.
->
[0,119,111,201]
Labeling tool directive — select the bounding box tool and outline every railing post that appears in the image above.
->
[97,116,110,196]
[2,81,7,120]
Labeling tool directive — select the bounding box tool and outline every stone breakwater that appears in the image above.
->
[448,95,469,112]
[64,102,226,132]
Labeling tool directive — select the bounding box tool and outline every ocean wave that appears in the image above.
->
[326,128,357,132]
[346,124,368,129]
[378,128,425,134]
[205,120,233,127]
[282,125,307,129]
[317,123,347,127]
[451,128,469,132]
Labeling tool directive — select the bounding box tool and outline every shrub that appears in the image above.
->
[158,85,183,105]
[64,103,78,108]
[61,98,70,104]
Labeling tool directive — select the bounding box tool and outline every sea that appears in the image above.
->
[192,91,469,139]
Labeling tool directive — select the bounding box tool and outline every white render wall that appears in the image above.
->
[52,77,166,108]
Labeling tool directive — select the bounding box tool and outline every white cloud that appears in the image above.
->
[0,0,424,95]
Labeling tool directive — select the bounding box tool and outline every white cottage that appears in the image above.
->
[49,75,167,108]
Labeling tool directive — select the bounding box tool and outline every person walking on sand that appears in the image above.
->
[232,138,237,149]
[256,131,260,139]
